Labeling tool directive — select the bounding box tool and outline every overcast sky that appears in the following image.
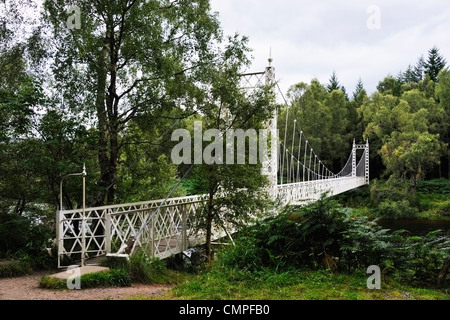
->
[210,0,450,99]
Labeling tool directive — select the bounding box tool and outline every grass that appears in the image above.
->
[39,268,132,289]
[130,267,449,301]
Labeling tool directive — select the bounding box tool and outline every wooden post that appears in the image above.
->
[150,216,155,258]
[105,211,111,254]
[182,205,187,251]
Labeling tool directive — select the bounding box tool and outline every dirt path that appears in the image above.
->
[0,271,173,300]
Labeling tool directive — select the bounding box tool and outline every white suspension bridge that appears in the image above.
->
[56,58,369,268]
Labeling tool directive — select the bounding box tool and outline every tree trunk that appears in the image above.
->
[106,121,119,205]
[446,131,450,179]
[95,18,122,206]
[437,256,450,287]
[94,39,110,206]
[14,196,26,216]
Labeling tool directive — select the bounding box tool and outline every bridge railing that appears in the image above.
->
[276,176,366,206]
[57,195,209,268]
[106,195,211,260]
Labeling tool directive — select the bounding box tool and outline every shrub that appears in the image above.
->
[81,268,131,288]
[0,259,32,278]
[417,179,450,195]
[375,199,419,219]
[219,197,375,272]
[0,212,30,256]
[392,230,450,286]
[0,211,57,270]
[216,197,450,287]
[39,275,67,289]
[437,201,450,217]
[102,249,183,284]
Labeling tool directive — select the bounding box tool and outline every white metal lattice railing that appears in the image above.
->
[276,176,366,206]
[57,194,209,268]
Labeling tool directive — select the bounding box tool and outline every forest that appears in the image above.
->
[1,1,449,297]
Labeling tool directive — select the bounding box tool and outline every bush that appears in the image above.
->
[102,249,183,285]
[437,201,450,217]
[216,197,450,288]
[0,211,56,270]
[392,230,450,286]
[81,268,131,288]
[0,212,30,256]
[375,199,419,218]
[219,197,376,272]
[0,259,32,278]
[39,275,67,289]
[417,179,450,195]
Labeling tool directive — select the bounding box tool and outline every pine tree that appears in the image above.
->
[398,65,417,84]
[424,46,447,82]
[327,71,341,92]
[413,55,425,82]
[352,78,365,101]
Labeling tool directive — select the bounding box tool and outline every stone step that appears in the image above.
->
[49,266,109,281]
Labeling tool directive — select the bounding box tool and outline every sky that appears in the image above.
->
[210,0,450,99]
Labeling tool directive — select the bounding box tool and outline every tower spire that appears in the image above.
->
[268,47,273,66]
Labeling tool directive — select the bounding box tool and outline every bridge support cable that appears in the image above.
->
[278,123,336,185]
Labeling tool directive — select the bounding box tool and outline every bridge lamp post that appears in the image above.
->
[313,155,317,180]
[319,161,323,180]
[58,164,87,267]
[308,149,313,181]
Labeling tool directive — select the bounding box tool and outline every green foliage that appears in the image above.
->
[39,269,132,289]
[396,230,450,286]
[361,89,443,187]
[284,79,352,174]
[437,201,450,217]
[80,269,131,289]
[38,275,67,290]
[0,260,32,278]
[103,249,183,285]
[215,197,450,287]
[0,212,30,255]
[333,186,373,209]
[127,251,170,284]
[424,46,447,83]
[0,211,56,270]
[219,197,355,271]
[417,179,450,195]
[366,179,450,219]
[375,199,419,219]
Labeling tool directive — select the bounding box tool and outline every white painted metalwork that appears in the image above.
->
[276,177,366,206]
[57,195,207,268]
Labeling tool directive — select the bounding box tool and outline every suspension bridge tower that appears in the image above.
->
[261,55,279,200]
